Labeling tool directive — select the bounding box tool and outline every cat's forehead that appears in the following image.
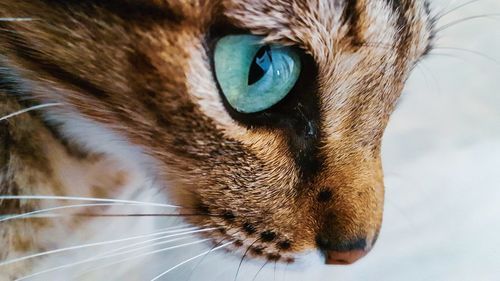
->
[222,0,433,63]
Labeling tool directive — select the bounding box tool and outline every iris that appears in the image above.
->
[214,35,301,113]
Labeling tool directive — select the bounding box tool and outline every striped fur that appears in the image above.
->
[0,0,433,279]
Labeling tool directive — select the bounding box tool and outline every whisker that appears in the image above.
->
[424,52,482,72]
[0,203,139,222]
[149,241,234,281]
[0,103,62,122]
[0,213,220,219]
[0,195,180,208]
[416,62,442,96]
[23,228,216,279]
[274,260,278,281]
[436,0,482,20]
[89,227,205,258]
[426,52,470,61]
[73,237,214,279]
[414,61,433,93]
[0,214,62,220]
[15,238,214,281]
[436,14,500,33]
[0,18,35,22]
[187,230,241,281]
[252,260,269,281]
[434,46,500,68]
[281,262,289,281]
[234,238,260,281]
[0,226,200,267]
[53,213,221,218]
[86,228,215,263]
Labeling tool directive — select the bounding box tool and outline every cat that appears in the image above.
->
[0,0,434,280]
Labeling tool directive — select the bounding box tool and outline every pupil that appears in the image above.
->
[248,46,272,85]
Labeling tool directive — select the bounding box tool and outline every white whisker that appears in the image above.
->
[0,18,35,22]
[0,195,180,208]
[14,228,215,280]
[434,46,500,68]
[436,14,500,32]
[0,103,62,122]
[0,214,62,220]
[150,241,234,281]
[436,0,482,20]
[16,238,213,281]
[73,236,202,279]
[75,231,218,277]
[0,203,137,222]
[88,233,204,262]
[0,226,199,267]
[92,227,217,258]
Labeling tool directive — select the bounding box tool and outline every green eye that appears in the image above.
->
[214,35,301,113]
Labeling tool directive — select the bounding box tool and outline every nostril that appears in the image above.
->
[343,238,367,251]
[316,236,367,251]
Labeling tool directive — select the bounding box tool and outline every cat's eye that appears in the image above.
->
[214,35,301,113]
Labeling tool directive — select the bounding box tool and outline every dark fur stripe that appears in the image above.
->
[0,28,110,99]
[342,0,362,45]
[386,0,402,12]
[42,0,184,24]
[423,0,436,55]
[386,0,410,44]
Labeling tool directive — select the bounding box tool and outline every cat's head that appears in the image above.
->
[0,0,433,264]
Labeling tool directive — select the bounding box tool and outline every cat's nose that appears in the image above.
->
[324,249,368,265]
[316,236,370,265]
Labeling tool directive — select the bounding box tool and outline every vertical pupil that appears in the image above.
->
[248,46,272,85]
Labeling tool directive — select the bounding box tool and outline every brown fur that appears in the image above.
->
[0,0,434,277]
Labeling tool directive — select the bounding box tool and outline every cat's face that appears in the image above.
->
[0,0,433,265]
